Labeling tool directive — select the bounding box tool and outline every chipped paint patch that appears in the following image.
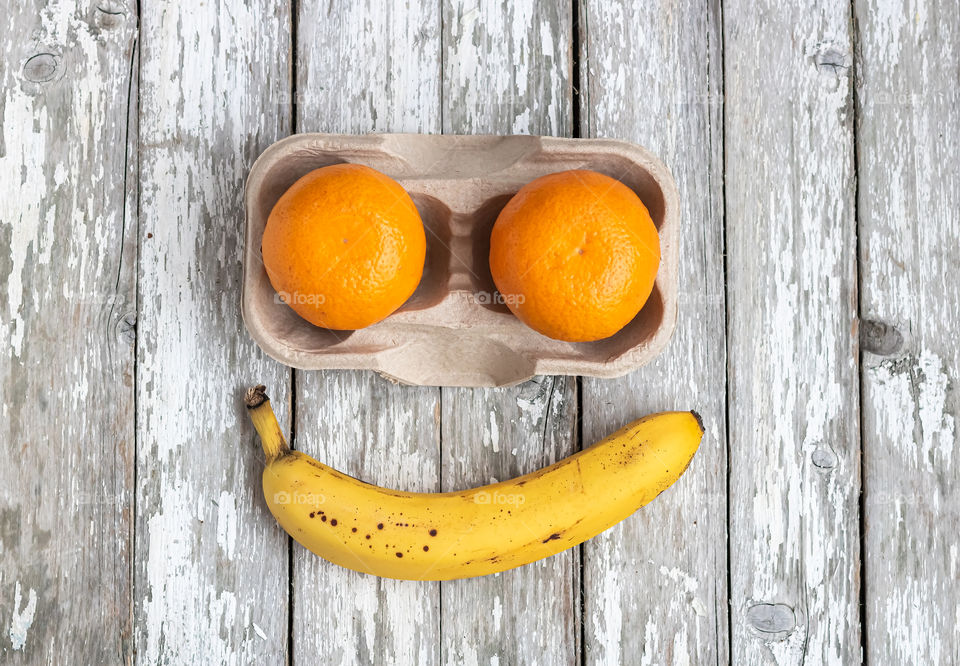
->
[216,491,238,560]
[917,350,955,466]
[142,485,257,663]
[880,579,945,662]
[515,396,546,424]
[9,582,38,651]
[489,411,500,453]
[596,560,623,665]
[638,616,658,666]
[658,564,700,594]
[658,564,707,617]
[869,349,955,468]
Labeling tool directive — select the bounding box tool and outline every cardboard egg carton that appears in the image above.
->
[242,133,679,387]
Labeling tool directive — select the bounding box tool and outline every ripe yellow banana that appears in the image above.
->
[245,385,703,581]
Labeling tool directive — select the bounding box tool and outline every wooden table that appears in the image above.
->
[3,1,957,663]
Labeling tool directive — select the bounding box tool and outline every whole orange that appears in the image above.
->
[489,170,660,342]
[262,164,426,330]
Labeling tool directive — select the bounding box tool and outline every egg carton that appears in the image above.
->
[242,133,679,387]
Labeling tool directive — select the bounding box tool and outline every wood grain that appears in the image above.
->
[724,1,861,662]
[0,1,137,661]
[578,1,729,663]
[441,0,572,137]
[855,0,960,662]
[292,2,443,664]
[439,2,578,664]
[440,379,579,665]
[135,1,293,662]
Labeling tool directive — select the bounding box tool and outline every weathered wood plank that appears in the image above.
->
[292,2,443,663]
[439,2,578,664]
[442,0,572,136]
[135,1,292,662]
[0,1,137,661]
[440,378,579,664]
[855,0,960,662]
[578,2,728,663]
[724,1,861,662]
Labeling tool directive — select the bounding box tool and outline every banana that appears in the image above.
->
[245,385,703,581]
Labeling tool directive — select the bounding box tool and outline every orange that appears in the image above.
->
[262,164,426,330]
[489,169,660,342]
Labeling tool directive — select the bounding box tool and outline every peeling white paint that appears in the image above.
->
[871,0,907,68]
[917,350,955,466]
[673,633,692,666]
[658,564,707,617]
[1,81,47,358]
[53,163,68,186]
[870,349,956,469]
[9,582,37,651]
[489,411,500,453]
[658,564,700,595]
[865,347,957,663]
[868,359,916,456]
[461,645,480,666]
[216,491,238,561]
[516,396,546,425]
[691,597,708,618]
[638,616,657,666]
[596,560,623,665]
[443,0,566,135]
[881,579,945,662]
[1,0,124,359]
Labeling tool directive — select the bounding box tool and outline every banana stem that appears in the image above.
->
[245,385,290,464]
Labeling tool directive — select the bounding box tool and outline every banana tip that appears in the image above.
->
[690,409,705,434]
[245,384,269,409]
